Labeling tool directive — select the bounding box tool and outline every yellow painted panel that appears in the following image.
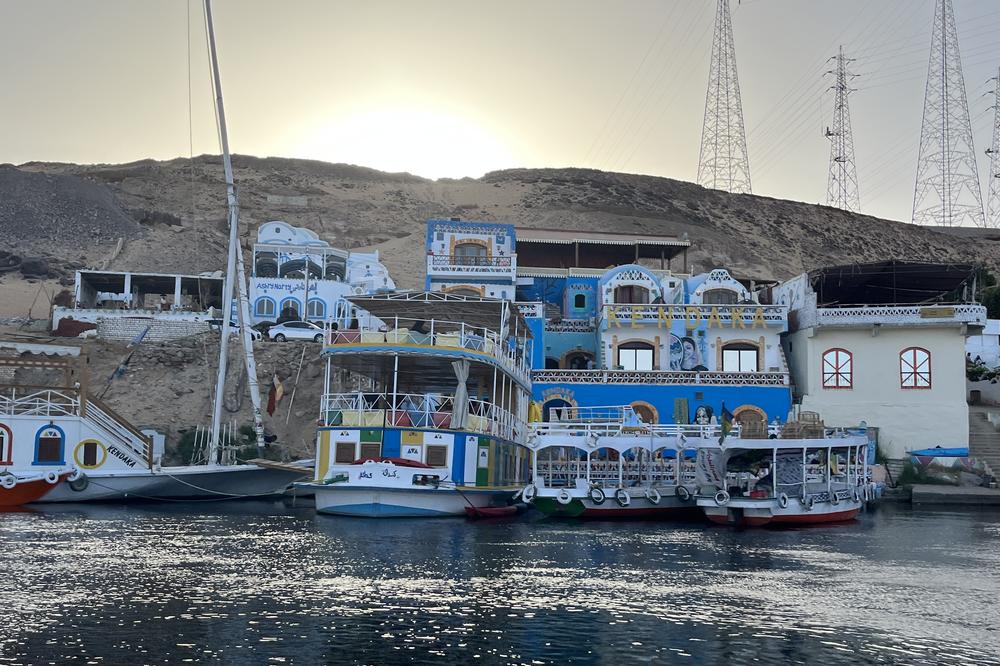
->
[401,430,424,445]
[316,431,331,481]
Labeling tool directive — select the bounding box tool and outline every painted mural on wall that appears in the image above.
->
[669,334,709,371]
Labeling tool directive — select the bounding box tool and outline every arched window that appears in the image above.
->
[573,293,586,309]
[703,288,739,305]
[454,242,488,265]
[447,287,482,298]
[307,299,326,320]
[279,298,301,318]
[34,425,65,465]
[0,424,12,465]
[563,351,594,370]
[822,348,853,389]
[630,402,657,425]
[900,347,931,389]
[255,297,276,318]
[721,342,759,372]
[544,357,560,369]
[613,285,650,304]
[617,342,655,371]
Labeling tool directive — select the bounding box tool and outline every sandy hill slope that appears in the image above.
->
[3,155,1000,295]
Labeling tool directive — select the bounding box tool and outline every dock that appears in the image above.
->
[910,484,1000,505]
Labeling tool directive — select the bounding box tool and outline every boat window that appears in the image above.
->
[722,343,759,372]
[900,347,931,389]
[618,342,654,371]
[0,425,11,465]
[82,441,99,467]
[34,427,64,465]
[426,445,448,467]
[334,441,356,464]
[822,348,853,389]
[359,442,382,459]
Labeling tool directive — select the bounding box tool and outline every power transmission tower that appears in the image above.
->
[985,69,1000,228]
[912,0,985,227]
[825,46,860,213]
[697,0,751,194]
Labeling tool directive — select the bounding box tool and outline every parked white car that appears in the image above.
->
[207,319,263,340]
[268,320,325,343]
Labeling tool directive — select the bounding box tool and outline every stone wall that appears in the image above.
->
[96,317,210,342]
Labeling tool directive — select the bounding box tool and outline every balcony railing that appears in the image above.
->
[320,391,525,442]
[600,304,787,329]
[532,369,790,386]
[0,387,79,417]
[427,254,517,275]
[326,317,530,385]
[801,303,987,329]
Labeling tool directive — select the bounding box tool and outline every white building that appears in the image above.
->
[775,262,986,459]
[966,319,1000,367]
[249,221,396,326]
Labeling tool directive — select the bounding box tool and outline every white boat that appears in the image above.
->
[297,292,534,517]
[695,422,873,527]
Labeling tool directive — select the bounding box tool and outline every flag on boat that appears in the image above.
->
[266,373,284,417]
[719,403,734,444]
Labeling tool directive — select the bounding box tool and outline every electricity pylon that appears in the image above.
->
[825,46,861,213]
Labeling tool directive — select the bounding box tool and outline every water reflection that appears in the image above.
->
[1,503,998,664]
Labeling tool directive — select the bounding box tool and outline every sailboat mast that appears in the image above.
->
[205,0,239,463]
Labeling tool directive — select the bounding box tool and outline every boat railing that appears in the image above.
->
[321,391,526,442]
[534,458,697,488]
[85,395,153,466]
[325,316,530,383]
[532,418,765,440]
[0,386,79,417]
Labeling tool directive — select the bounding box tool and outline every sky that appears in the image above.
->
[2,0,1000,224]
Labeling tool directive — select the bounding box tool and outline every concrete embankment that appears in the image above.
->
[910,484,1000,505]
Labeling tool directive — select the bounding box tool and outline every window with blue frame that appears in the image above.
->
[279,298,301,318]
[34,425,65,465]
[255,297,276,318]
[307,299,326,320]
[573,293,586,309]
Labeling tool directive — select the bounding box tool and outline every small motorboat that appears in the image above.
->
[0,470,71,507]
[464,504,519,519]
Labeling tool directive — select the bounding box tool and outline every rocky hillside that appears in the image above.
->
[5,155,1000,289]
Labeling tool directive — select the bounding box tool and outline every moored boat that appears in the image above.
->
[298,291,534,517]
[0,469,72,507]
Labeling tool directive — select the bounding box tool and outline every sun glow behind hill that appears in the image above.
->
[296,105,516,180]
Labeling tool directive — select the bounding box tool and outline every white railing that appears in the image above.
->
[544,319,594,333]
[0,388,79,417]
[600,304,788,328]
[85,400,151,465]
[320,391,526,443]
[532,369,789,386]
[535,459,697,488]
[427,254,516,276]
[326,316,530,385]
[804,303,987,328]
[532,419,759,439]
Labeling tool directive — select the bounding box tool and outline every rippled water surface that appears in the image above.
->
[3,502,999,665]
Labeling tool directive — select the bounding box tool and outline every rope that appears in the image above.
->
[77,470,293,502]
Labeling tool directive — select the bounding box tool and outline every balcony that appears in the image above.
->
[600,304,788,330]
[799,303,987,330]
[531,369,790,386]
[320,391,525,442]
[426,254,517,278]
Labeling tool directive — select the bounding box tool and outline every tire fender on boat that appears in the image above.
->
[645,487,661,505]
[588,486,607,505]
[830,491,840,505]
[778,492,789,509]
[675,485,692,502]
[69,473,90,492]
[44,470,60,485]
[714,490,730,506]
[522,484,537,502]
[556,489,573,505]
[801,495,815,511]
[614,488,631,507]
[0,475,16,490]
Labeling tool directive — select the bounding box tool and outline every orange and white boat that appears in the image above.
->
[0,469,73,507]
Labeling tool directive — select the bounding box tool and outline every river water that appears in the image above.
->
[2,502,998,665]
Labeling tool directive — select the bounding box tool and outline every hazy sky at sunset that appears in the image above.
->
[2,0,1000,223]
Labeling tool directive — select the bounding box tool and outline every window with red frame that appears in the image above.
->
[0,424,11,465]
[822,349,852,389]
[900,347,931,389]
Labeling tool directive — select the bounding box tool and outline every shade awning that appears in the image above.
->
[808,261,976,306]
[347,291,530,336]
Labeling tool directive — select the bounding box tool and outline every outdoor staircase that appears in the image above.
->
[83,395,152,468]
[968,406,1000,479]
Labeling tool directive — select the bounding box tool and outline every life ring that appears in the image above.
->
[588,486,607,505]
[556,489,573,505]
[645,487,661,505]
[614,488,631,507]
[675,485,692,502]
[778,492,789,509]
[522,484,537,502]
[830,491,840,505]
[0,475,16,490]
[44,470,60,485]
[714,490,730,506]
[69,473,90,492]
[801,495,815,511]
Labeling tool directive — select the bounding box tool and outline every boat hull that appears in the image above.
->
[700,496,863,527]
[1,476,66,507]
[35,465,306,503]
[531,492,700,519]
[307,484,512,518]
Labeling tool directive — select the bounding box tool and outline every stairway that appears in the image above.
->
[968,406,1000,478]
